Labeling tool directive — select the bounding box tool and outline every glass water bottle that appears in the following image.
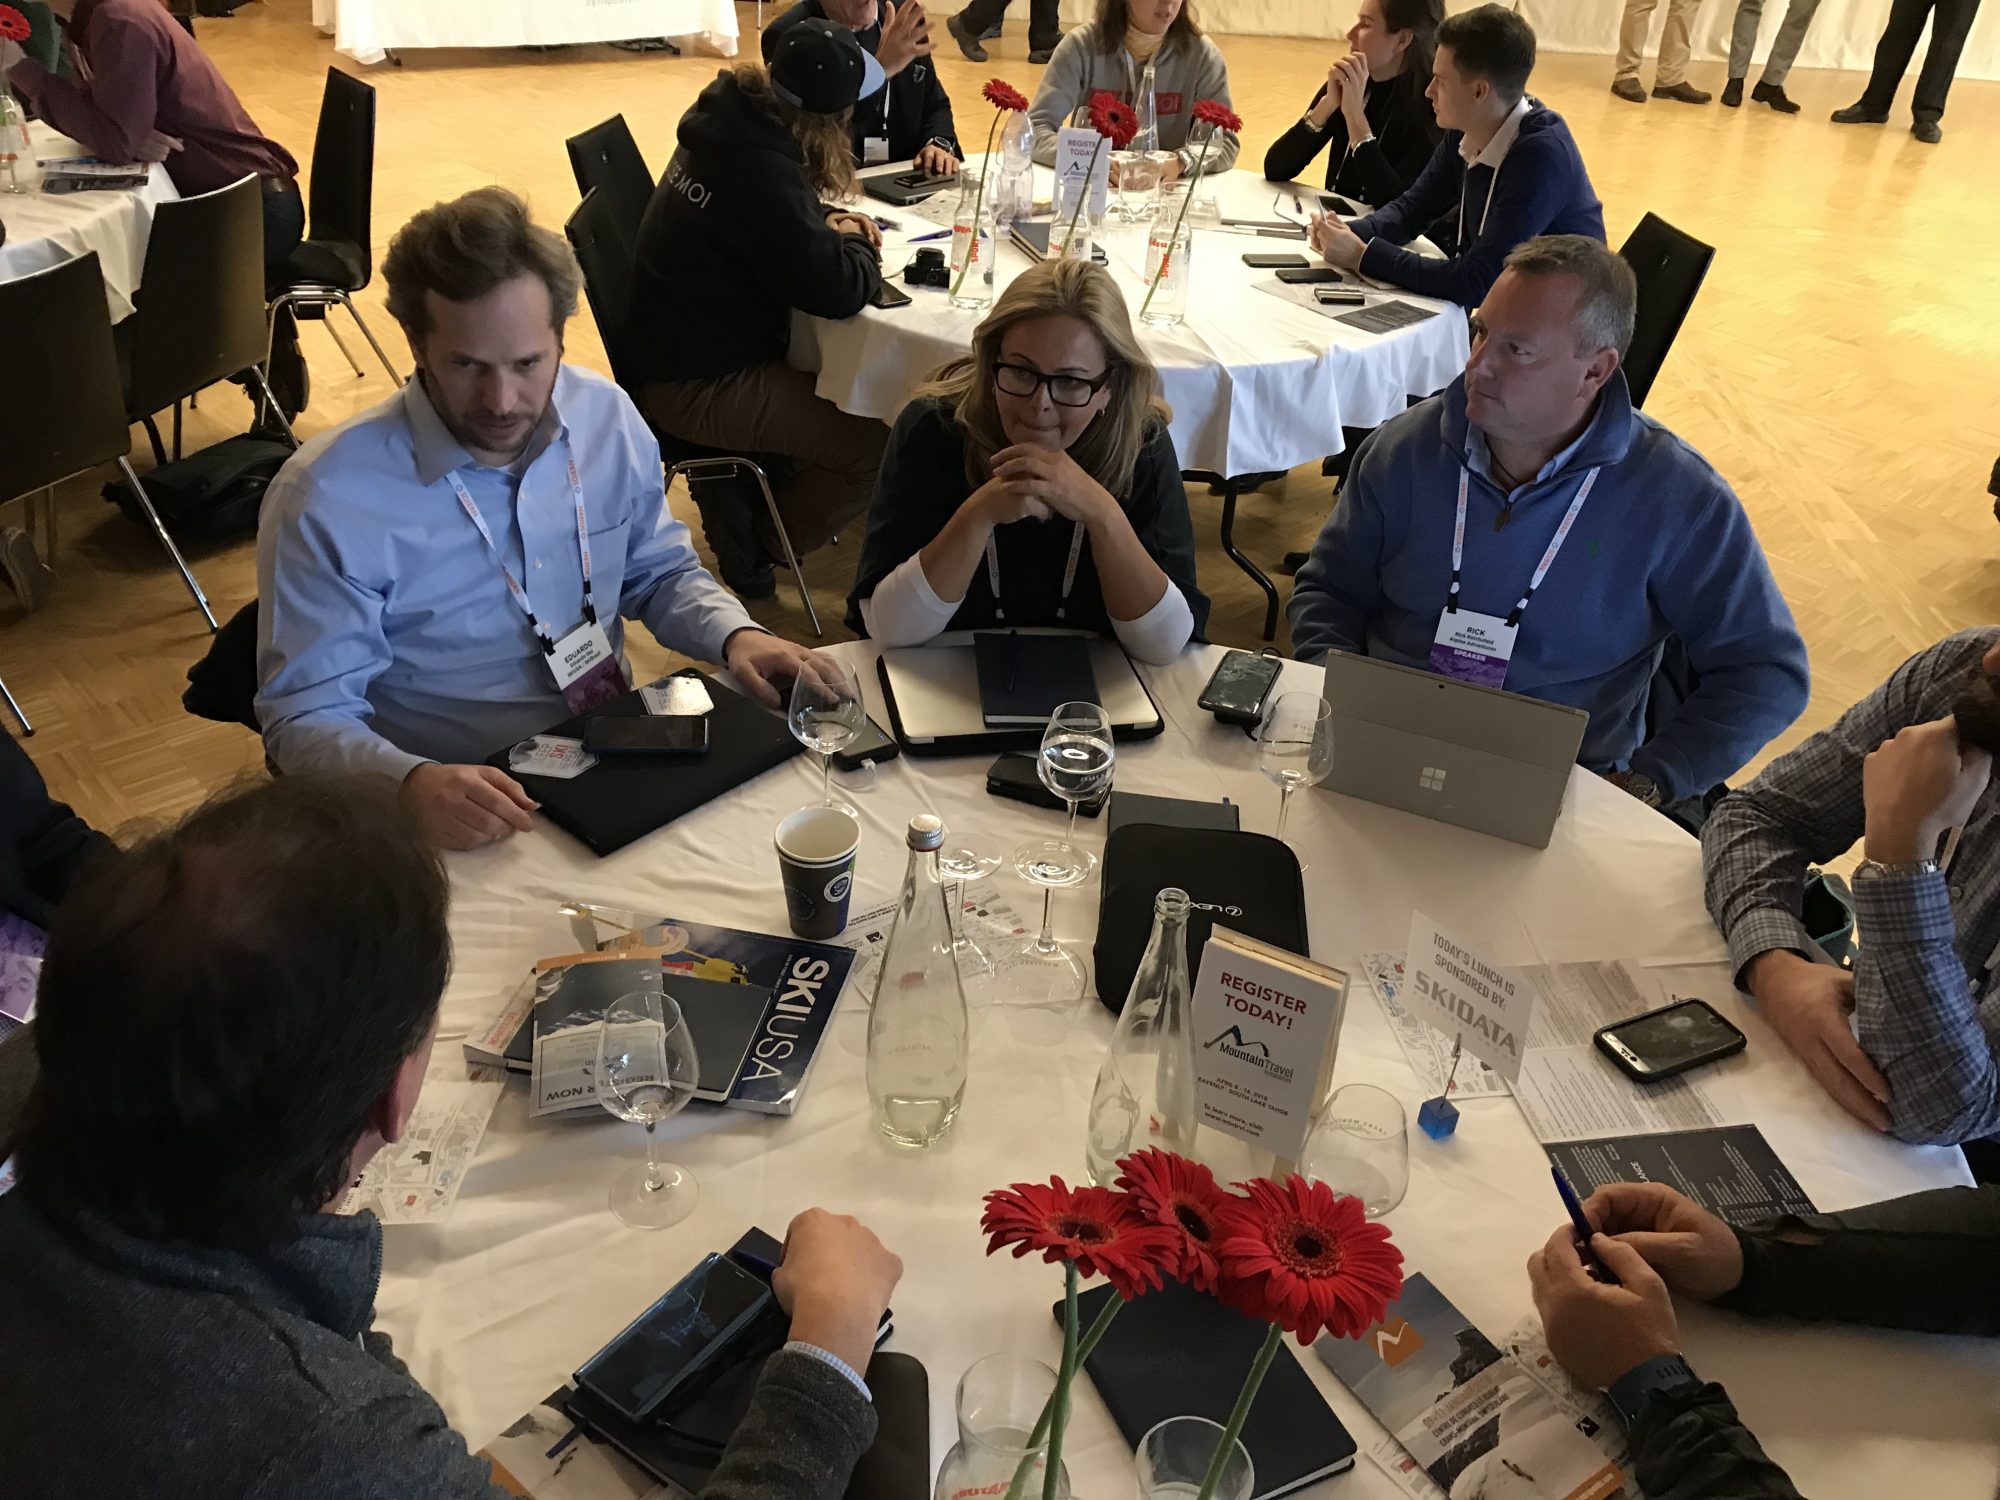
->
[867,814,970,1146]
[1085,888,1199,1185]
[1141,186,1193,328]
[948,172,996,311]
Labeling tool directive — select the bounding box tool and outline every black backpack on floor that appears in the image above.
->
[102,433,292,542]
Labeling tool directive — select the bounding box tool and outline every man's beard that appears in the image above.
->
[1950,667,2000,755]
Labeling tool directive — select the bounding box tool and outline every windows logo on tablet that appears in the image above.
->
[1418,767,1447,793]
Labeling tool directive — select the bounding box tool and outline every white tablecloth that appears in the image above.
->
[310,0,738,65]
[1049,0,2000,83]
[792,169,1470,479]
[0,124,177,322]
[387,642,2000,1500]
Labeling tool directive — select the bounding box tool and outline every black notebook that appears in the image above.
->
[974,631,1100,728]
[1056,1281,1357,1497]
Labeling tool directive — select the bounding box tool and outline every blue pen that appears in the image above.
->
[1551,1166,1619,1284]
[872,216,899,231]
[909,229,952,242]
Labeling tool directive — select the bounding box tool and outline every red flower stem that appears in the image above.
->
[1139,128,1215,319]
[1043,1262,1080,1500]
[1000,1293,1125,1500]
[1062,138,1105,256]
[1196,1321,1283,1500]
[950,109,1008,297]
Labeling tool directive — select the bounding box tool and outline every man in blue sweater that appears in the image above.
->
[1289,235,1808,817]
[1308,5,1603,308]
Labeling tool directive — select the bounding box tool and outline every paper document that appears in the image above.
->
[1362,952,1510,1100]
[1546,1124,1816,1227]
[342,1051,503,1225]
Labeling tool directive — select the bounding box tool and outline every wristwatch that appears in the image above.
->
[1854,857,1941,881]
[1606,1352,1702,1429]
[1615,770,1664,808]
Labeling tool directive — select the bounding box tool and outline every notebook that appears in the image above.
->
[1057,1280,1357,1497]
[973,631,1100,727]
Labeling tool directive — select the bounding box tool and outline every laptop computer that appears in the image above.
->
[1317,649,1588,849]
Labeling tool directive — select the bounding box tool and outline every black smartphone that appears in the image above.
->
[574,1254,775,1423]
[871,280,914,309]
[1198,649,1285,727]
[582,714,710,756]
[1319,191,1360,215]
[1314,286,1367,306]
[1276,266,1344,285]
[832,714,901,772]
[1594,998,1748,1083]
[1243,252,1310,269]
[986,751,1106,817]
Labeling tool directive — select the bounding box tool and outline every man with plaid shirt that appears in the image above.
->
[1703,628,2000,1144]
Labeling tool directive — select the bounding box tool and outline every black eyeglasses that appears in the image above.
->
[993,360,1113,408]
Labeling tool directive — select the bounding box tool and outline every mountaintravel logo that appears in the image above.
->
[1204,1025,1269,1057]
[1203,1025,1293,1081]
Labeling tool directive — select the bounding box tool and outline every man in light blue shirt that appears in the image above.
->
[257,187,815,849]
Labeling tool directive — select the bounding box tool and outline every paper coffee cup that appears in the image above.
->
[774,806,860,940]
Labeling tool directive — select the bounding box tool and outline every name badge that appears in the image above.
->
[547,618,627,713]
[863,135,890,165]
[1429,608,1517,689]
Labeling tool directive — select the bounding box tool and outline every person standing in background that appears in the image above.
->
[1831,0,1982,142]
[1261,0,1442,205]
[1610,0,1712,104]
[1718,0,1819,111]
[948,0,1060,65]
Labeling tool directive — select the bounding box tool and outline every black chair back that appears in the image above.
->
[125,176,270,421]
[306,67,378,283]
[566,116,654,252]
[564,187,639,390]
[1617,212,1715,409]
[0,252,130,504]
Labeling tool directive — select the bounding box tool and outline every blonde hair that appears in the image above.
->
[728,63,857,202]
[914,259,1171,498]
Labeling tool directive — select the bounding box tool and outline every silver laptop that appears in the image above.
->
[1317,650,1589,849]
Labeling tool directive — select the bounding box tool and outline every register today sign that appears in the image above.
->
[1404,912,1540,1084]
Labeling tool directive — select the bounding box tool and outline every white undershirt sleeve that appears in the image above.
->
[857,553,962,647]
[1110,580,1196,664]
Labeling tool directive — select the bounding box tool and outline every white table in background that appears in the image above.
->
[309,0,739,66]
[382,643,2000,1500]
[0,123,177,321]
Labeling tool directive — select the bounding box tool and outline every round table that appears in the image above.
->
[388,642,1999,1498]
[0,123,178,322]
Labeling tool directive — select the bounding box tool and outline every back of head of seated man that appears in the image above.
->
[254,187,815,853]
[0,776,901,1500]
[1289,234,1809,816]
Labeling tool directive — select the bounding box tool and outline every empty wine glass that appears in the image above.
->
[596,990,701,1230]
[1010,702,1116,1005]
[1300,1083,1410,1219]
[1256,691,1333,868]
[788,655,865,817]
[938,841,1004,984]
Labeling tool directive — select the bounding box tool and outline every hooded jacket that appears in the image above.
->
[627,69,882,387]
[760,1,959,165]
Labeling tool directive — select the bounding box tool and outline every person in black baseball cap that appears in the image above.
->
[626,40,891,596]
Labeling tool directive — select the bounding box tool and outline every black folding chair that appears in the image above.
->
[267,68,401,392]
[565,115,655,253]
[0,252,214,678]
[1617,213,1715,409]
[563,189,821,635]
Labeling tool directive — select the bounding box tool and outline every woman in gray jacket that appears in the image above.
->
[1027,0,1239,178]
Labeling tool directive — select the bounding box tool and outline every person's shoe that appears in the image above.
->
[0,527,56,612]
[946,12,987,61]
[1720,77,1743,107]
[1652,80,1712,104]
[1913,118,1943,143]
[1752,80,1800,113]
[979,19,1003,36]
[1028,46,1053,63]
[1831,101,1889,124]
[1610,77,1647,103]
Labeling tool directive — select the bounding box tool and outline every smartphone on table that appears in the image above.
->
[1314,286,1367,306]
[1593,998,1747,1082]
[833,713,901,771]
[1243,252,1311,269]
[582,714,710,757]
[1198,649,1285,727]
[1276,266,1344,285]
[574,1253,775,1423]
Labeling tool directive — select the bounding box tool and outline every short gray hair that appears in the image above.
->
[1502,235,1637,358]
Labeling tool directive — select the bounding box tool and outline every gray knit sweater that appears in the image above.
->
[1027,28,1240,175]
[0,1181,877,1499]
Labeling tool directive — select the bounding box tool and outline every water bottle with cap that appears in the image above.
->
[867,814,970,1147]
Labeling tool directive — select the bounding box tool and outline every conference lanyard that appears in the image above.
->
[1446,463,1600,628]
[445,440,597,653]
[985,522,1086,622]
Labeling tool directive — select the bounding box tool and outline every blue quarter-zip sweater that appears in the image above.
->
[1288,372,1809,804]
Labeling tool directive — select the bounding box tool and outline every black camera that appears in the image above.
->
[904,246,952,289]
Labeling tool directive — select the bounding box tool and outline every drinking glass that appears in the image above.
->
[1010,702,1115,1004]
[788,655,865,817]
[1112,148,1165,222]
[938,841,1004,983]
[1135,1416,1253,1500]
[596,990,702,1230]
[1256,691,1333,866]
[1300,1083,1410,1219]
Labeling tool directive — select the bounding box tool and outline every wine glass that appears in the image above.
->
[1010,702,1116,1006]
[938,841,1004,986]
[788,655,865,817]
[596,990,701,1230]
[1256,691,1333,869]
[1300,1084,1410,1219]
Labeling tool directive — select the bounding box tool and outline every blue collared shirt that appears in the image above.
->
[255,365,759,781]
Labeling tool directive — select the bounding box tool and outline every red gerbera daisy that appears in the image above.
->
[1191,98,1243,135]
[981,1177,1177,1301]
[1087,95,1140,149]
[1212,1175,1404,1342]
[0,4,32,42]
[1115,1149,1239,1294]
[982,78,1032,114]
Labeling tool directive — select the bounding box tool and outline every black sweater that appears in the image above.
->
[1261,69,1439,204]
[0,733,110,931]
[760,1,959,165]
[627,71,882,386]
[845,397,1210,640]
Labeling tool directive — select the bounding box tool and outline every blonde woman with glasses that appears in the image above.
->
[846,259,1208,664]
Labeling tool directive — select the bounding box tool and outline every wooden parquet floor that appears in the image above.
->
[5,0,1998,833]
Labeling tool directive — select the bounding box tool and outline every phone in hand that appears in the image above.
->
[1594,998,1747,1082]
[574,1253,775,1423]
[1243,252,1311,269]
[1198,649,1285,727]
[582,714,710,757]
